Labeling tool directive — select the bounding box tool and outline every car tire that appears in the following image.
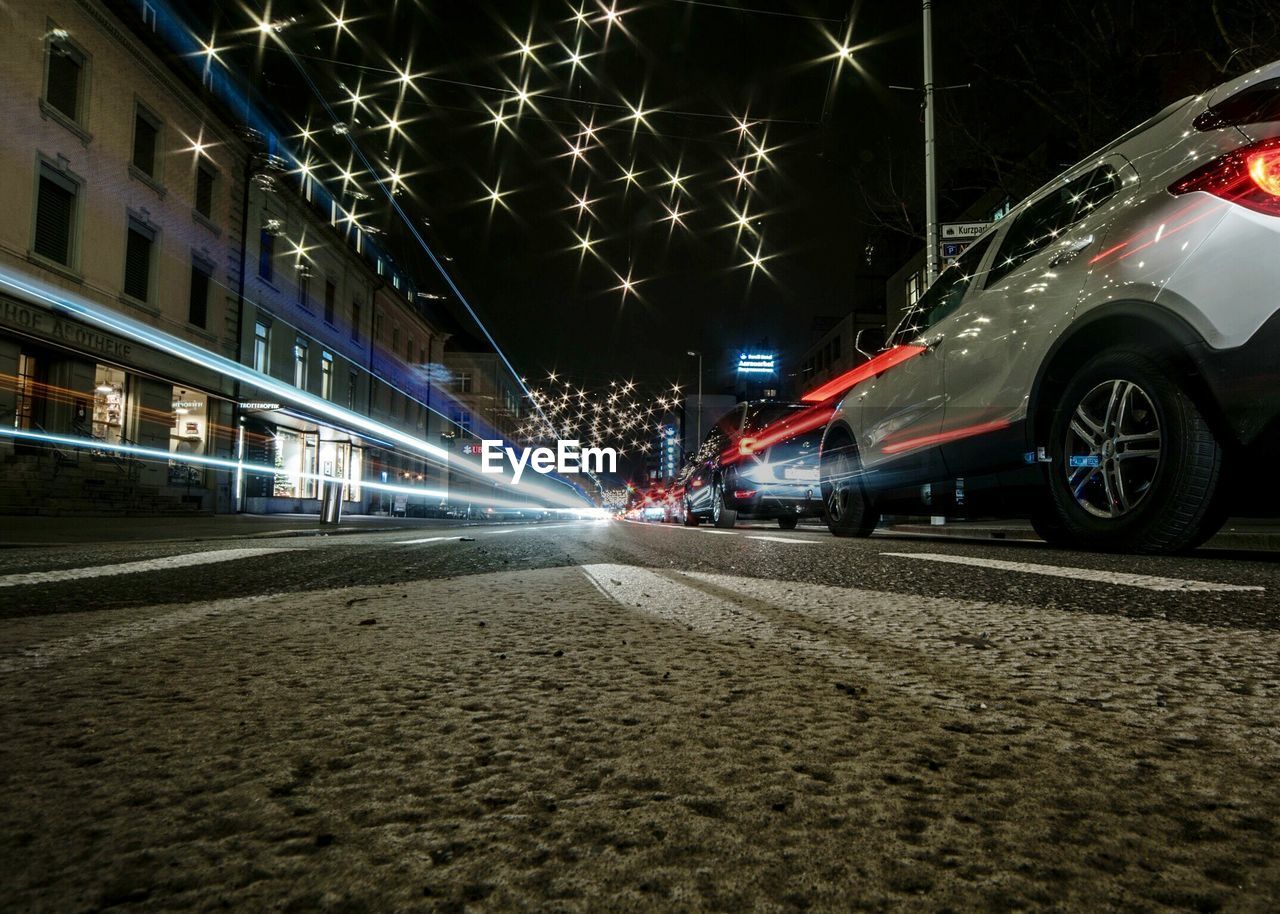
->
[822,436,878,538]
[712,483,738,529]
[1041,349,1224,554]
[683,498,701,526]
[778,516,799,530]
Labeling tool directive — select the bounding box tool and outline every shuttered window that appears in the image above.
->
[34,166,77,266]
[189,261,211,328]
[45,42,83,121]
[195,164,214,217]
[123,218,155,302]
[132,109,159,177]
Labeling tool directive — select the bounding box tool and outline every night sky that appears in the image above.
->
[156,0,1277,397]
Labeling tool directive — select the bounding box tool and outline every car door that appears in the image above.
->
[938,155,1136,476]
[855,233,996,488]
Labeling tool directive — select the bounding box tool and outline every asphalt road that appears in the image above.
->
[2,519,1279,912]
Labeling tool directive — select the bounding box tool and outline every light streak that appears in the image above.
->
[800,345,927,403]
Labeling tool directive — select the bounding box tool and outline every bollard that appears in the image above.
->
[320,479,344,525]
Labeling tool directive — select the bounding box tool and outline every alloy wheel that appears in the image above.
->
[1064,379,1162,519]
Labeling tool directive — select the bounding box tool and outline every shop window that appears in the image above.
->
[123,216,156,302]
[92,364,128,445]
[293,337,309,389]
[14,353,40,431]
[169,386,208,485]
[321,352,334,400]
[188,258,211,328]
[253,320,271,373]
[272,428,318,498]
[34,163,79,267]
[195,163,215,219]
[132,104,161,179]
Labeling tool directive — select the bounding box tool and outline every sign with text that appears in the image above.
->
[940,221,991,241]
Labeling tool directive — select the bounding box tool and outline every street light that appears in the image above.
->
[685,350,702,455]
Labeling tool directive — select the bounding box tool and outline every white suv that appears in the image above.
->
[818,61,1280,553]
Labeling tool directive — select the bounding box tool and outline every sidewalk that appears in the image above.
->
[0,513,529,548]
[882,517,1280,552]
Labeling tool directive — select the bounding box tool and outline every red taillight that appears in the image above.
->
[732,489,756,499]
[1170,138,1280,215]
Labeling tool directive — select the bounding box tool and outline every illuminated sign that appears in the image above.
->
[737,352,776,375]
[239,401,281,411]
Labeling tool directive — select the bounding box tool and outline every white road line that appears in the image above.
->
[747,535,816,544]
[699,528,738,535]
[0,593,283,674]
[881,552,1264,593]
[394,536,459,545]
[0,548,295,589]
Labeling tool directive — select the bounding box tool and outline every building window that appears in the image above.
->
[348,370,358,410]
[905,271,923,308]
[33,163,78,267]
[451,408,472,435]
[14,353,40,431]
[188,258,212,328]
[407,337,415,363]
[351,299,362,342]
[324,279,336,324]
[195,163,215,218]
[454,372,472,394]
[92,364,128,444]
[258,229,274,281]
[132,104,161,179]
[123,216,156,303]
[321,352,334,400]
[253,320,270,373]
[293,338,308,389]
[170,386,208,485]
[392,326,400,351]
[297,267,310,309]
[44,32,86,124]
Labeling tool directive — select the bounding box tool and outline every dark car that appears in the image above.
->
[681,401,824,529]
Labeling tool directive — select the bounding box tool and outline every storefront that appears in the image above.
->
[240,407,365,513]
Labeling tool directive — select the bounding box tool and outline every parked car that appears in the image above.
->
[682,401,824,528]
[816,61,1280,553]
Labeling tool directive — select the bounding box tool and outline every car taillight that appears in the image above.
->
[1169,137,1280,215]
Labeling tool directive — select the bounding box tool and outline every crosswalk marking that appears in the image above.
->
[881,552,1264,593]
[0,548,294,589]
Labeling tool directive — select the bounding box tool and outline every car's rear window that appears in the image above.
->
[1195,78,1280,131]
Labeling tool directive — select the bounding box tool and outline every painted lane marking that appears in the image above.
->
[394,536,459,545]
[0,548,295,589]
[881,552,1263,593]
[747,535,816,544]
[0,593,284,674]
[699,529,738,535]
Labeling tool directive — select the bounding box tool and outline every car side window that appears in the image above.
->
[986,165,1119,286]
[891,232,995,345]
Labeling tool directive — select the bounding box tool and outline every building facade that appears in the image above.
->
[0,0,454,517]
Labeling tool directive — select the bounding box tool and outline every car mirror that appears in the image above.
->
[855,327,886,357]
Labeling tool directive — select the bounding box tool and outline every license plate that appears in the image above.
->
[783,467,819,481]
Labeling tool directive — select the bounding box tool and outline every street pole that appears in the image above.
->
[686,350,702,453]
[923,0,939,286]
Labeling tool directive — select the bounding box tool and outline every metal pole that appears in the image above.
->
[696,352,703,448]
[923,0,939,286]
